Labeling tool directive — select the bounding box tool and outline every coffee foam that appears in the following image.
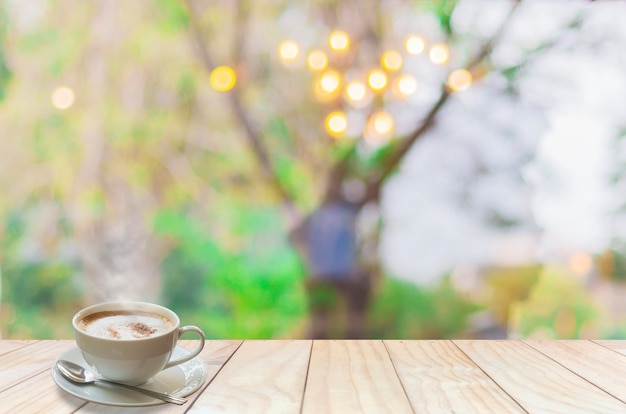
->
[79,311,174,340]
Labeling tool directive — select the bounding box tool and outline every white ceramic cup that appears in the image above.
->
[72,301,205,385]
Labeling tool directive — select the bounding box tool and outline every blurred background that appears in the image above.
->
[1,0,626,340]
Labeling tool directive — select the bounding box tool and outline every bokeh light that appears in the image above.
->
[381,50,403,72]
[51,86,75,109]
[307,50,328,71]
[396,74,418,96]
[319,70,341,94]
[365,111,395,143]
[429,43,449,65]
[278,40,299,62]
[368,69,388,91]
[372,112,394,135]
[345,80,367,104]
[325,111,348,137]
[329,30,350,52]
[405,35,425,55]
[210,66,237,91]
[447,69,472,91]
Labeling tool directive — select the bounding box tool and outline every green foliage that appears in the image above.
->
[4,305,76,339]
[513,266,599,339]
[1,209,81,307]
[4,262,79,308]
[368,276,480,339]
[266,117,291,146]
[177,73,197,103]
[424,0,457,36]
[0,5,11,103]
[357,140,395,176]
[156,205,307,339]
[154,0,190,33]
[597,247,626,282]
[33,114,75,161]
[1,0,615,343]
[1,207,83,338]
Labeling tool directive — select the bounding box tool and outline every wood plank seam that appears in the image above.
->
[0,340,41,357]
[186,340,246,412]
[298,339,316,414]
[524,340,626,407]
[591,339,626,357]
[451,340,530,414]
[381,340,418,414]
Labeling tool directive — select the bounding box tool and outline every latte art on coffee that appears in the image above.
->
[79,311,174,339]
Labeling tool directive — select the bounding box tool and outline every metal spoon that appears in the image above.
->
[55,359,187,405]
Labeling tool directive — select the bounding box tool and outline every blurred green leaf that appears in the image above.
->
[155,0,189,32]
[0,6,11,102]
[424,0,457,36]
[369,276,480,339]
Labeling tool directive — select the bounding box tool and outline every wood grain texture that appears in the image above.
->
[0,369,86,413]
[74,340,242,414]
[8,339,626,413]
[594,340,626,355]
[0,340,35,356]
[189,340,311,414]
[455,340,626,413]
[385,340,524,413]
[0,340,74,392]
[302,340,412,414]
[526,340,626,405]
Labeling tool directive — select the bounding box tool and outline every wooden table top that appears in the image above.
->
[2,339,626,413]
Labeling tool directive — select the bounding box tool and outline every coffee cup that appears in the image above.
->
[72,301,205,385]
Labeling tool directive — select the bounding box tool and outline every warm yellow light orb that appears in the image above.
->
[307,50,328,71]
[397,74,418,96]
[381,50,403,72]
[345,80,367,103]
[320,70,341,93]
[278,40,299,61]
[329,30,350,52]
[210,66,237,91]
[326,111,348,137]
[405,35,425,55]
[365,111,395,143]
[447,69,472,91]
[429,43,449,65]
[372,112,394,135]
[368,69,388,91]
[51,86,75,109]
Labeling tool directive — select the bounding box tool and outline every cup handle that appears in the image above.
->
[163,325,205,370]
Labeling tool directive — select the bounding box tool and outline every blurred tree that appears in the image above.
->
[182,0,586,337]
[0,0,611,339]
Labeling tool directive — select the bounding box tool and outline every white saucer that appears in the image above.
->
[52,345,207,407]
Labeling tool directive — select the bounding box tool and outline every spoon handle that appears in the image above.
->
[97,379,187,405]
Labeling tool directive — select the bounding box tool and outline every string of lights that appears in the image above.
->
[275,30,473,143]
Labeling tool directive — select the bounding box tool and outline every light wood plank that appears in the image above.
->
[189,340,311,414]
[0,340,37,356]
[386,340,524,413]
[594,340,626,355]
[0,368,86,413]
[72,340,242,413]
[526,340,626,405]
[0,340,74,392]
[456,340,626,413]
[302,340,412,414]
